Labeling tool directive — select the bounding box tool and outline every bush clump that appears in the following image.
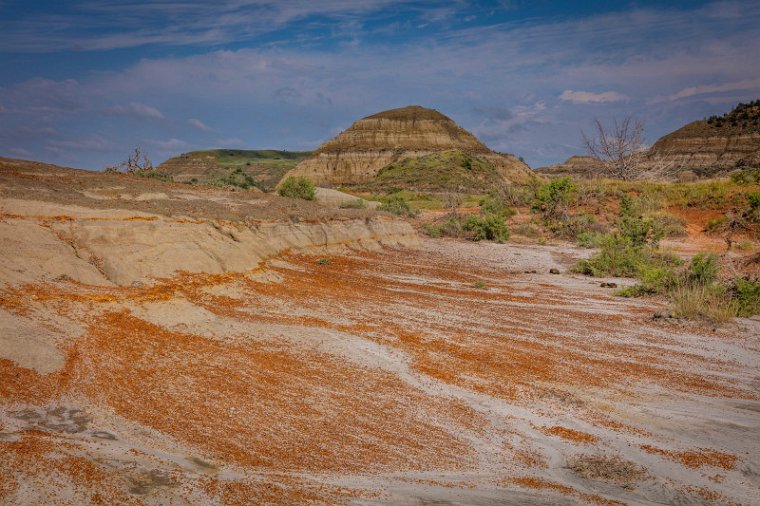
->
[531,177,578,221]
[423,211,509,243]
[731,168,760,185]
[377,195,417,216]
[734,279,760,317]
[278,177,316,200]
[610,251,755,323]
[463,214,510,243]
[575,235,680,278]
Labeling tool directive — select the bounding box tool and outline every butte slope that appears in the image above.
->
[282,105,533,189]
[647,100,760,178]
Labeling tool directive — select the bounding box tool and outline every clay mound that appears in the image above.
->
[647,100,760,177]
[283,105,533,187]
[535,156,606,179]
[317,105,489,153]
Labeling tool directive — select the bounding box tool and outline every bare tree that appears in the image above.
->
[582,117,647,181]
[123,147,154,173]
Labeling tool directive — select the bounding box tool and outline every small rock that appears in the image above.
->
[601,282,617,288]
[549,268,560,274]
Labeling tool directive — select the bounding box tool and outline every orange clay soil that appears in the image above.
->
[640,445,738,470]
[541,426,598,444]
[1,242,758,505]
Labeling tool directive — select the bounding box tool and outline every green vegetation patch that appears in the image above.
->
[354,150,506,193]
[278,176,316,200]
[160,149,311,192]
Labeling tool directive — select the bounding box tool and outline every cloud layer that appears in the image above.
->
[1,1,760,169]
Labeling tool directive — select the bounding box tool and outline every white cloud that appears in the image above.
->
[651,78,760,103]
[0,0,421,52]
[559,90,628,104]
[188,118,212,132]
[106,102,165,120]
[4,1,760,170]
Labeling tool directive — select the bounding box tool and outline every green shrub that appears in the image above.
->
[549,214,606,243]
[575,235,681,278]
[686,253,720,286]
[619,213,665,248]
[731,168,760,184]
[278,176,316,200]
[377,195,417,216]
[734,279,760,317]
[648,212,687,238]
[532,177,577,220]
[463,214,510,242]
[423,223,443,238]
[574,236,645,277]
[478,195,516,217]
[575,230,606,248]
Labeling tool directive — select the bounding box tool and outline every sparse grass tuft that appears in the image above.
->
[339,199,367,209]
[568,454,648,490]
[669,284,739,322]
[377,195,417,216]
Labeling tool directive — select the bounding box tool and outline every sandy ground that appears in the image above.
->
[1,235,758,505]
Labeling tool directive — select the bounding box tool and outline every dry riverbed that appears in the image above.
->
[1,238,759,505]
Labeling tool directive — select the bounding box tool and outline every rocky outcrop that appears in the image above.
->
[283,105,533,186]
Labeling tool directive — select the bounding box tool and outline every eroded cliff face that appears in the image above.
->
[647,102,760,176]
[284,105,533,186]
[648,127,760,175]
[0,159,418,288]
[0,202,417,287]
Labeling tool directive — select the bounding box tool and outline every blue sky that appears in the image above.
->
[1,0,759,169]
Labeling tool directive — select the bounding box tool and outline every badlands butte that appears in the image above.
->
[1,105,760,506]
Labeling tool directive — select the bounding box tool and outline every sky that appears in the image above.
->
[1,0,760,170]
